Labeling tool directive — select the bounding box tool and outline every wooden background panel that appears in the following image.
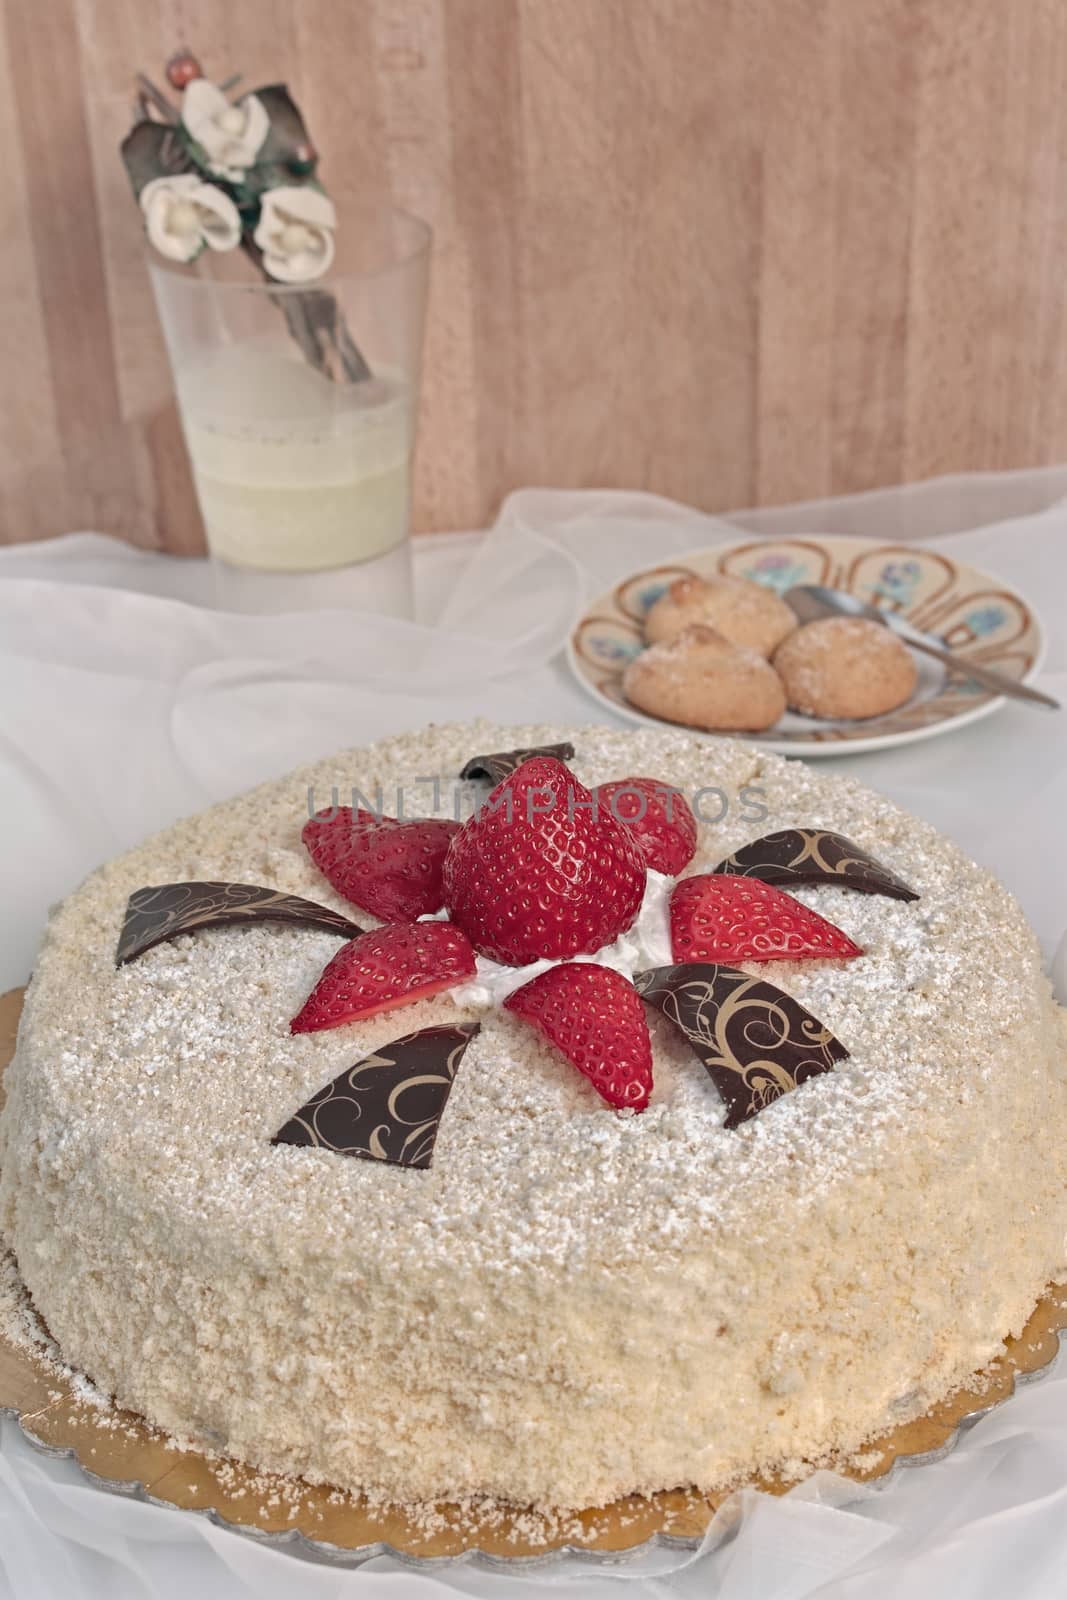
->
[2,0,1067,551]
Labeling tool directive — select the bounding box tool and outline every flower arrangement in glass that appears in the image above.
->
[122,53,430,606]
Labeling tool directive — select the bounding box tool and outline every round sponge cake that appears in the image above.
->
[1,721,1065,1511]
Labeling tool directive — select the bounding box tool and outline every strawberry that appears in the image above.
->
[595,777,697,875]
[504,963,653,1110]
[443,757,646,965]
[303,806,460,923]
[291,922,476,1033]
[669,874,862,964]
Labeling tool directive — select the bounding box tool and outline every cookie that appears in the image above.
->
[644,575,796,658]
[624,624,787,732]
[773,616,918,720]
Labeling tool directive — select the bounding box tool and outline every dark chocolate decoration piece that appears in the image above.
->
[459,742,576,784]
[633,962,847,1129]
[116,882,363,966]
[273,1022,480,1169]
[713,828,918,902]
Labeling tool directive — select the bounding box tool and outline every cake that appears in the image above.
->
[2,719,1066,1514]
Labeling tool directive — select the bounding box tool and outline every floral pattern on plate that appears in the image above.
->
[567,534,1044,758]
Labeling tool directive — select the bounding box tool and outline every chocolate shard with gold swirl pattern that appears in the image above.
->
[459,742,576,784]
[116,882,364,966]
[633,962,847,1128]
[273,1022,480,1169]
[713,828,918,902]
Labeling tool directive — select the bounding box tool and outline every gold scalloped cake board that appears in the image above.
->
[1,986,1065,1566]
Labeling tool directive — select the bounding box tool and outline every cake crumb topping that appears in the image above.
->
[1,720,1065,1513]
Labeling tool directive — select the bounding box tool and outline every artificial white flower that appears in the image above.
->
[140,174,241,262]
[254,186,336,282]
[181,78,269,180]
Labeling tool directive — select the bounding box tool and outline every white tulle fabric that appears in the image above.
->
[2,469,1067,1596]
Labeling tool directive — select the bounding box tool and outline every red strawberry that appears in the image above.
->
[291,921,476,1033]
[303,807,460,923]
[670,874,862,964]
[504,963,653,1110]
[595,777,697,875]
[443,757,646,965]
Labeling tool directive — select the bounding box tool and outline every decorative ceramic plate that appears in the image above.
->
[567,535,1045,756]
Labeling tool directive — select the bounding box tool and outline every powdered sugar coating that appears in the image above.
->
[624,627,786,731]
[1,720,1066,1511]
[774,617,918,719]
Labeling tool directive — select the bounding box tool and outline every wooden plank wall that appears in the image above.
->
[3,0,1067,551]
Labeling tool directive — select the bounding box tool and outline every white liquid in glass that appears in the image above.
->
[176,341,413,572]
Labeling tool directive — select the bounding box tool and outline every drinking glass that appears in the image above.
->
[149,206,431,615]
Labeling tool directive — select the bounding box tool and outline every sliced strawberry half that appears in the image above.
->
[504,963,653,1111]
[669,874,862,964]
[443,757,646,966]
[291,922,476,1034]
[595,777,697,875]
[303,806,460,923]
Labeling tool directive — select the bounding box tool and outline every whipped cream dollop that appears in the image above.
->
[445,869,674,1010]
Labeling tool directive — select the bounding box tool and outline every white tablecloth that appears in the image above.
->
[3,471,1067,1599]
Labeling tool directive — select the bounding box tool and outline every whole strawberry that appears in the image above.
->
[595,776,697,875]
[443,757,646,965]
[303,806,459,923]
